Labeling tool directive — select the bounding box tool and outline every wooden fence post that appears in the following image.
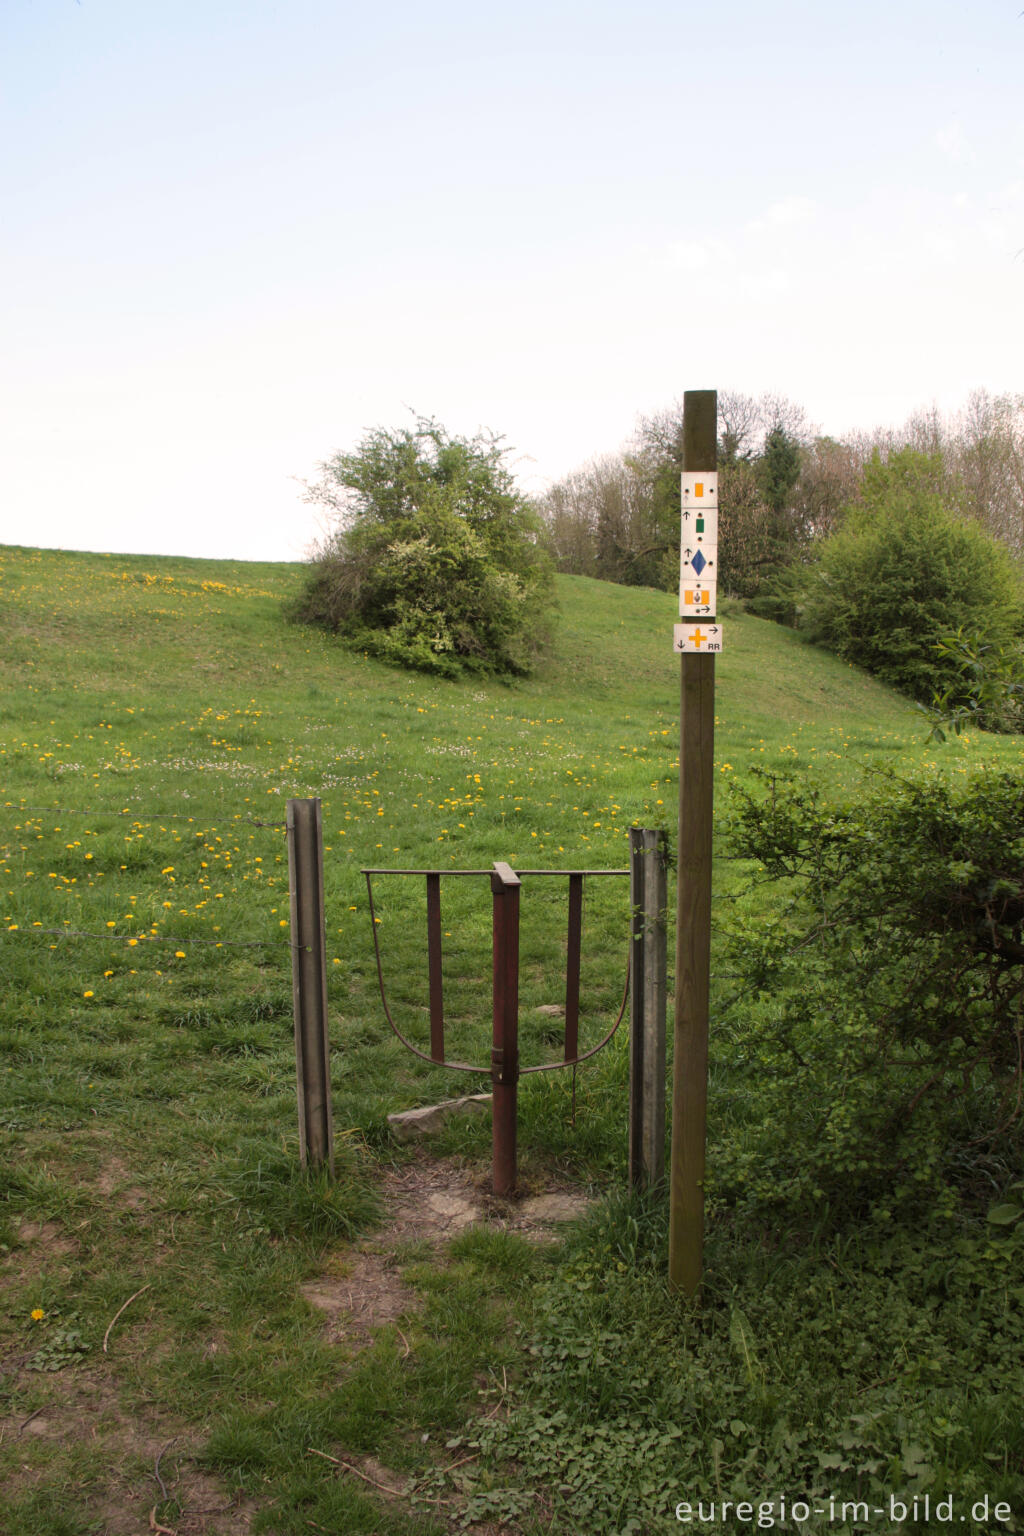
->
[669,389,717,1295]
[287,797,335,1175]
[629,828,668,1188]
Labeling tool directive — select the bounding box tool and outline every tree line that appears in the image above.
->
[535,388,1024,600]
[290,391,1024,712]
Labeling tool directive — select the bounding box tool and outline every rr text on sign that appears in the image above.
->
[673,623,723,654]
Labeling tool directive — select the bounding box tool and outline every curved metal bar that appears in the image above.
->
[364,870,491,1075]
[519,949,630,1073]
[364,868,630,1076]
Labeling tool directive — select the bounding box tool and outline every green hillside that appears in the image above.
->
[4,542,1011,794]
[2,544,1022,1535]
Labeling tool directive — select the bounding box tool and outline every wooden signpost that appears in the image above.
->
[669,390,718,1296]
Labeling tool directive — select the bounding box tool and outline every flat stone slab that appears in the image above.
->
[425,1191,482,1229]
[517,1192,591,1225]
[388,1093,492,1143]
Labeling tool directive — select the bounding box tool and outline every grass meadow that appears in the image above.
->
[2,543,1023,1534]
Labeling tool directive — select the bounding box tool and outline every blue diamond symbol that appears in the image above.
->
[691,550,707,576]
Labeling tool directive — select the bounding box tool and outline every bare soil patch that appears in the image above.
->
[14,1216,78,1259]
[4,1149,589,1534]
[297,1156,593,1530]
[301,1155,592,1347]
[1,1142,253,1533]
[380,1155,594,1248]
[301,1249,418,1344]
[0,1367,257,1535]
[94,1154,148,1211]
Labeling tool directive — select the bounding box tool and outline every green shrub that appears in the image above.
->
[292,417,555,677]
[921,629,1024,738]
[800,449,1024,703]
[718,764,1024,1217]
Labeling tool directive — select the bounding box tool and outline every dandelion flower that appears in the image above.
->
[31,1308,45,1322]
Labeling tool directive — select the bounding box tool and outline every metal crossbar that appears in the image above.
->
[361,868,628,876]
[362,866,630,1081]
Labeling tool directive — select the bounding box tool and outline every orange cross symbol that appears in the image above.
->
[691,628,707,648]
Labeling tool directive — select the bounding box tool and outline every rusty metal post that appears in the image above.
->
[564,873,583,1062]
[287,797,335,1175]
[490,861,521,1196]
[426,872,445,1062]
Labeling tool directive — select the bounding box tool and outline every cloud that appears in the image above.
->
[935,120,973,165]
[663,239,714,273]
[745,195,816,235]
[655,196,816,277]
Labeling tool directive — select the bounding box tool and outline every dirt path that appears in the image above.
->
[2,1154,591,1535]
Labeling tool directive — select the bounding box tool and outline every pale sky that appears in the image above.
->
[2,0,1022,562]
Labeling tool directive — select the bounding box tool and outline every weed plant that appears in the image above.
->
[443,1194,1024,1534]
